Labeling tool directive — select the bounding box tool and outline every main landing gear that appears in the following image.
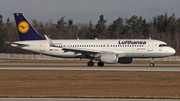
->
[150,58,154,67]
[87,60,104,67]
[87,60,94,66]
[97,62,104,66]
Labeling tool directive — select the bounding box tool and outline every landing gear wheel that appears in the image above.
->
[150,63,154,67]
[150,58,154,67]
[98,62,104,67]
[87,61,94,66]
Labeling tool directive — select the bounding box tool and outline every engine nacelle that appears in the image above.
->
[118,58,133,64]
[98,53,118,64]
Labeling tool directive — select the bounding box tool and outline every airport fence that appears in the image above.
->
[0,53,74,61]
[0,53,180,61]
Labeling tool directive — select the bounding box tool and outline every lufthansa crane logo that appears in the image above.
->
[18,21,29,34]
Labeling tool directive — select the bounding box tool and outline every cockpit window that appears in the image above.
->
[159,44,169,47]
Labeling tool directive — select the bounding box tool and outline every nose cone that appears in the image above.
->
[169,47,176,55]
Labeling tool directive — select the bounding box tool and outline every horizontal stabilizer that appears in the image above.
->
[10,42,29,47]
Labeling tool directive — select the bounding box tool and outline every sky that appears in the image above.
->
[0,0,180,24]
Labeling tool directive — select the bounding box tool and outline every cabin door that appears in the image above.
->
[39,42,45,54]
[147,41,153,51]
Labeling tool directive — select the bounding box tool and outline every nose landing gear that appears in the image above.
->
[150,58,154,67]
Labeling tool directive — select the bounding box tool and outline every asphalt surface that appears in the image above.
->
[0,98,179,101]
[0,67,180,72]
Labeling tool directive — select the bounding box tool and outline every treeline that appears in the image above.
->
[0,13,180,54]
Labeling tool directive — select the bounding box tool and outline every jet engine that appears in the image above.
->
[97,53,118,64]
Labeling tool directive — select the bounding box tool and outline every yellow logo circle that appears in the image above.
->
[18,21,29,34]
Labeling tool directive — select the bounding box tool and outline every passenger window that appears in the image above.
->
[159,44,169,47]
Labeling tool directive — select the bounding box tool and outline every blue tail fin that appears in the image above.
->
[14,13,44,41]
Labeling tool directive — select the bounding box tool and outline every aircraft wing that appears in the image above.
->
[45,35,109,54]
[62,47,104,54]
[44,35,125,57]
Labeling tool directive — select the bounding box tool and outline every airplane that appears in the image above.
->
[10,13,176,67]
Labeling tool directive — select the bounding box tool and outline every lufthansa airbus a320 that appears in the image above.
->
[10,13,176,67]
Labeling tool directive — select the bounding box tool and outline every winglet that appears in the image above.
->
[44,35,58,47]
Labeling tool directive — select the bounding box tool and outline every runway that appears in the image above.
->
[0,98,178,101]
[0,66,180,72]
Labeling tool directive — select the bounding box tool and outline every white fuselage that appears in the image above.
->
[11,39,175,59]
